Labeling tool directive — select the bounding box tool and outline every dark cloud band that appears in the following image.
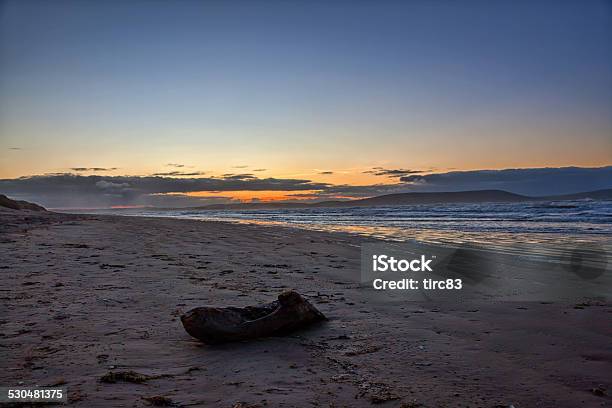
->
[1,166,610,208]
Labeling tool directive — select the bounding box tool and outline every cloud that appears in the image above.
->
[399,166,612,196]
[220,173,256,180]
[364,167,423,178]
[1,166,610,208]
[9,147,22,150]
[253,168,267,172]
[0,173,330,208]
[95,180,131,190]
[319,171,334,175]
[70,167,118,172]
[151,171,206,176]
[232,165,249,169]
[166,163,186,168]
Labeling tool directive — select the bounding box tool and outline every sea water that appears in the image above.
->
[89,199,612,267]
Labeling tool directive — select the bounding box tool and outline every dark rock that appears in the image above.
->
[181,291,326,344]
[100,370,151,384]
[142,396,178,406]
[0,194,46,211]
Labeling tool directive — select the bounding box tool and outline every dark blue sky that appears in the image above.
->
[0,0,611,206]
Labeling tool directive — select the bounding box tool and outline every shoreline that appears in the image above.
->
[66,205,612,270]
[1,209,610,407]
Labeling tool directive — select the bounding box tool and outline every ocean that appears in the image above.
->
[88,199,612,266]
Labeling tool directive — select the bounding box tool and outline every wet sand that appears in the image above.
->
[0,208,610,407]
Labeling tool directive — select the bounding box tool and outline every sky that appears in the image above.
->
[0,0,611,208]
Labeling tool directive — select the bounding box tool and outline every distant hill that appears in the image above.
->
[0,194,47,211]
[543,189,612,201]
[190,189,612,211]
[314,190,528,207]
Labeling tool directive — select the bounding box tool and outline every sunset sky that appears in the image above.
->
[0,0,611,207]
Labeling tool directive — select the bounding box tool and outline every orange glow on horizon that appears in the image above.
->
[184,189,326,202]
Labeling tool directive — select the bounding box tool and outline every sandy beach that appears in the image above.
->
[1,208,610,407]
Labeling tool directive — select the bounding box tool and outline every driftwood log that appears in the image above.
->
[181,291,326,344]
